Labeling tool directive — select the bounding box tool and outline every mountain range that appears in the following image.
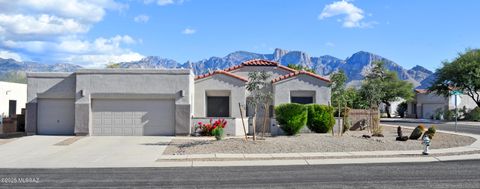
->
[0,48,434,88]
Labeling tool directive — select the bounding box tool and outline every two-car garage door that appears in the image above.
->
[37,98,175,136]
[91,99,175,136]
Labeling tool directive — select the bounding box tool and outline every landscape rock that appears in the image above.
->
[362,134,371,139]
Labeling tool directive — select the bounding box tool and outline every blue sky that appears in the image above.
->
[0,0,479,71]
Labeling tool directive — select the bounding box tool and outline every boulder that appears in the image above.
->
[397,126,403,137]
[396,136,409,141]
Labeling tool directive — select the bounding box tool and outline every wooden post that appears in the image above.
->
[252,104,257,141]
[261,103,269,139]
[238,103,248,141]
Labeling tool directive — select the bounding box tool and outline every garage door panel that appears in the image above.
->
[422,104,445,119]
[37,99,75,135]
[91,99,175,136]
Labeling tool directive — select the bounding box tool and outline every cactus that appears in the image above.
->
[409,125,426,140]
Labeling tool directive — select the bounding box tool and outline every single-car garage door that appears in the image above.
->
[37,98,75,135]
[422,104,445,119]
[91,99,175,136]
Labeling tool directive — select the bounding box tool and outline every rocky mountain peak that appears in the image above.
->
[409,65,433,74]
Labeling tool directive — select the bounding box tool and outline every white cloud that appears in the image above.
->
[182,28,196,35]
[134,14,149,23]
[62,52,144,68]
[0,50,22,61]
[157,0,174,6]
[325,42,335,47]
[0,14,89,36]
[319,0,373,28]
[0,1,145,67]
[154,0,184,6]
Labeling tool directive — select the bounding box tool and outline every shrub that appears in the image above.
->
[396,102,408,118]
[434,108,444,120]
[466,107,480,121]
[426,126,436,139]
[275,103,308,135]
[306,104,335,133]
[194,118,227,136]
[409,125,426,140]
[443,110,455,121]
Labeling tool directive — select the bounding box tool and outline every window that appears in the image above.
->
[290,91,315,104]
[207,96,230,117]
[8,100,16,117]
[291,97,313,104]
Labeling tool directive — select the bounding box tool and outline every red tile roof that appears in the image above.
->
[271,70,331,83]
[194,70,248,82]
[241,59,279,66]
[415,89,428,94]
[222,59,296,73]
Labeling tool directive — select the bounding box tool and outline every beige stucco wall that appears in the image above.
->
[193,74,247,118]
[272,74,331,106]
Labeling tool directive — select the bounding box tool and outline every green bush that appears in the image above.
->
[396,102,408,118]
[426,126,436,139]
[409,125,426,140]
[306,104,335,133]
[275,103,308,135]
[443,110,455,121]
[466,107,480,121]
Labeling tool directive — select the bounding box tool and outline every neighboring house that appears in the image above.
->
[406,89,477,119]
[26,59,331,136]
[0,81,26,118]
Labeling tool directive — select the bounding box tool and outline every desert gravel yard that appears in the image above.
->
[163,126,476,155]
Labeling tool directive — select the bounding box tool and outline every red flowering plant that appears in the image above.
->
[194,118,227,136]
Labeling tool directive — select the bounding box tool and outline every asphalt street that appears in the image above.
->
[1,160,480,188]
[382,121,480,135]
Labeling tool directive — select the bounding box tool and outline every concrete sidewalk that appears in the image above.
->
[381,118,443,124]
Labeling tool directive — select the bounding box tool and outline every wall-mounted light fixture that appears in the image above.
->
[180,90,185,97]
[80,90,85,97]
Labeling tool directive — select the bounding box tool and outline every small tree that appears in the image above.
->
[330,70,347,136]
[381,72,414,118]
[246,71,272,140]
[429,49,480,108]
[287,64,316,74]
[361,61,414,118]
[360,62,387,134]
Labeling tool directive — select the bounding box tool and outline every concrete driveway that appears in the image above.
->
[0,136,172,168]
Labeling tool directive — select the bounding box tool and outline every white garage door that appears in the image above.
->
[422,104,445,119]
[91,99,175,136]
[37,99,75,135]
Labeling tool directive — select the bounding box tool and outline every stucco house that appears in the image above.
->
[26,59,331,136]
[406,89,477,119]
[0,81,27,118]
